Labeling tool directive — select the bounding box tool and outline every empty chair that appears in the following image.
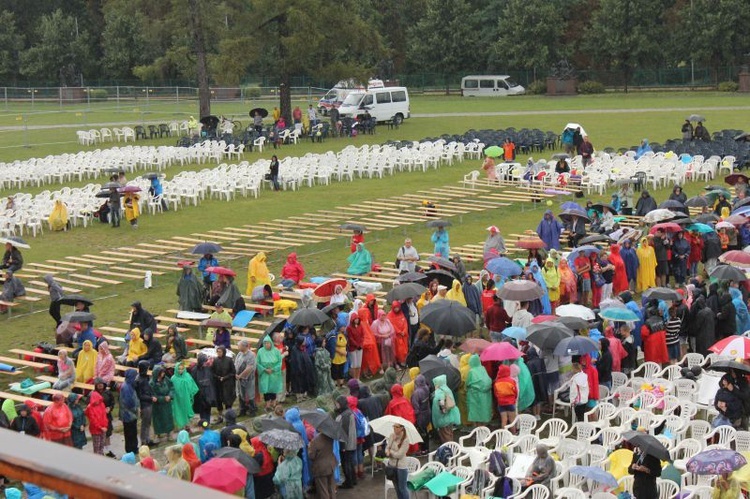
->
[555,487,587,499]
[458,426,491,448]
[511,483,550,499]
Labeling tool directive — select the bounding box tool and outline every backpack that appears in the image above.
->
[395,246,405,270]
[353,409,369,438]
[434,444,454,466]
[645,316,665,333]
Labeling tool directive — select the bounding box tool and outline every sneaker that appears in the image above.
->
[105,451,117,458]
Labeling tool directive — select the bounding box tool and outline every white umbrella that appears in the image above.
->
[643,209,676,224]
[369,415,423,443]
[599,298,627,310]
[563,123,587,137]
[555,304,596,321]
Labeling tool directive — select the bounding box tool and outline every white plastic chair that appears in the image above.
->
[554,487,586,499]
[511,483,550,499]
[384,456,420,499]
[458,426,491,448]
[656,478,679,499]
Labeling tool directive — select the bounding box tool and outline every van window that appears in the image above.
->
[361,94,374,107]
[480,80,495,89]
[391,90,407,102]
[376,92,391,104]
[498,80,510,90]
[463,79,479,89]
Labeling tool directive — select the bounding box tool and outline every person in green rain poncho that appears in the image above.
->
[273,448,304,499]
[150,365,175,439]
[513,358,535,413]
[431,374,461,444]
[67,394,87,449]
[465,354,493,424]
[176,264,204,312]
[257,335,283,411]
[457,353,471,425]
[2,398,17,422]
[313,338,336,396]
[171,361,199,430]
[346,243,372,275]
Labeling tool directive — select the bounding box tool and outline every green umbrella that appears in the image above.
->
[484,145,503,158]
[705,189,731,203]
[686,223,715,234]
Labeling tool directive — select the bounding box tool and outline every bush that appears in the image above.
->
[526,80,547,95]
[577,80,605,94]
[718,81,738,92]
[242,86,262,98]
[89,89,108,101]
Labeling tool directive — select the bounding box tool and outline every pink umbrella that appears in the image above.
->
[193,457,247,493]
[720,250,750,266]
[118,185,142,193]
[716,221,735,230]
[480,342,522,362]
[459,338,491,354]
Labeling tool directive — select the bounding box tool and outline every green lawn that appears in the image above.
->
[0,91,742,354]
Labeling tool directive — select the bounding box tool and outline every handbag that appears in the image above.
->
[264,173,272,180]
[385,465,398,481]
[593,272,605,288]
[442,389,456,412]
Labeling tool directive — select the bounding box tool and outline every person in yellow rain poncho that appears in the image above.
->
[123,192,140,228]
[542,258,561,310]
[446,279,467,306]
[457,353,471,425]
[403,367,420,401]
[124,328,147,366]
[273,293,298,316]
[246,251,271,295]
[48,199,69,231]
[75,339,97,383]
[636,237,657,292]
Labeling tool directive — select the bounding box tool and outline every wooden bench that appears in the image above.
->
[37,375,95,392]
[0,355,49,370]
[0,391,52,407]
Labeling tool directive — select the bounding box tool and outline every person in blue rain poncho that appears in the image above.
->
[536,210,563,250]
[635,139,652,160]
[431,227,450,257]
[730,287,750,335]
[284,407,311,487]
[620,291,643,348]
[347,243,372,275]
[528,261,551,315]
[620,239,639,291]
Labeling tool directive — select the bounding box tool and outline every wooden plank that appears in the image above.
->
[125,261,179,273]
[172,236,210,244]
[0,355,48,369]
[91,269,143,280]
[279,218,321,227]
[0,391,51,406]
[37,375,95,391]
[70,274,122,285]
[82,253,133,264]
[35,276,100,289]
[24,288,65,298]
[27,262,77,273]
[154,239,194,249]
[192,233,240,242]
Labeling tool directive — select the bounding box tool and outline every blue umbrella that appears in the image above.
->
[502,326,527,341]
[599,307,639,322]
[486,256,522,277]
[553,336,599,356]
[569,466,618,488]
[686,223,715,234]
[561,201,584,212]
[567,245,601,263]
[191,242,223,255]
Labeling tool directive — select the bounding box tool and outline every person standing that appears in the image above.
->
[485,295,511,342]
[431,374,460,443]
[108,186,121,228]
[579,136,594,167]
[502,137,516,162]
[171,361,198,431]
[396,238,420,274]
[483,226,507,258]
[198,253,218,292]
[234,340,257,417]
[134,360,156,447]
[536,211,563,250]
[652,229,670,287]
[269,155,281,191]
[253,111,264,133]
[431,226,450,257]
[465,354,493,425]
[569,362,589,422]
[308,431,337,499]
[119,369,140,453]
[681,120,693,141]
[212,346,236,415]
[385,422,411,499]
[42,394,74,447]
[177,264,204,312]
[628,441,661,499]
[257,336,283,412]
[307,105,318,127]
[574,252,592,307]
[335,395,358,489]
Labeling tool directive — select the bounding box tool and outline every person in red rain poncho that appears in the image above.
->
[350,230,364,253]
[357,296,381,376]
[608,244,629,295]
[686,231,703,279]
[42,393,73,446]
[579,354,599,404]
[85,391,110,455]
[280,252,306,285]
[641,302,669,365]
[25,400,45,438]
[604,325,628,373]
[251,435,276,498]
[387,301,409,367]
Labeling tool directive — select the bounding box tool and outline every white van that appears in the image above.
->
[337,86,410,124]
[317,79,384,116]
[461,75,525,97]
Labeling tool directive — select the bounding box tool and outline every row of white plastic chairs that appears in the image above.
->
[76,122,191,145]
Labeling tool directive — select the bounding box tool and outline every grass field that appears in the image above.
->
[0,91,744,354]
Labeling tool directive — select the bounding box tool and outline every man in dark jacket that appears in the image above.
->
[406,328,444,368]
[9,404,40,436]
[485,295,511,342]
[690,292,716,355]
[134,360,156,447]
[717,290,737,339]
[635,190,657,217]
[651,229,670,287]
[137,330,163,368]
[671,231,690,286]
[129,301,157,336]
[212,346,236,415]
[0,243,23,272]
[335,395,357,489]
[308,432,338,499]
[219,408,247,446]
[703,232,723,274]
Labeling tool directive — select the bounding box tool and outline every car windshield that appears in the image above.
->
[506,79,519,88]
[342,93,364,106]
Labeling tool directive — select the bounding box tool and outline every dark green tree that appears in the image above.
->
[101,8,149,81]
[0,12,25,84]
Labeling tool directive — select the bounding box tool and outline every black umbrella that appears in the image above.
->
[710,264,748,282]
[579,234,613,245]
[710,360,750,374]
[255,318,287,350]
[340,223,366,232]
[95,190,111,198]
[735,197,750,210]
[552,153,570,160]
[671,217,696,225]
[659,200,687,210]
[191,242,223,255]
[386,283,427,302]
[200,115,220,129]
[426,220,452,228]
[299,410,346,441]
[685,196,709,208]
[260,417,296,432]
[396,272,428,284]
[214,447,260,474]
[622,431,671,461]
[591,203,616,213]
[321,303,344,315]
[559,209,590,223]
[556,316,589,331]
[419,355,461,393]
[696,213,720,224]
[526,322,574,351]
[142,173,162,180]
[62,311,96,323]
[101,168,122,174]
[288,307,331,327]
[427,256,458,272]
[102,181,121,189]
[687,114,706,122]
[420,301,477,337]
[496,280,545,301]
[249,108,268,118]
[643,287,681,301]
[425,269,456,288]
[57,295,93,307]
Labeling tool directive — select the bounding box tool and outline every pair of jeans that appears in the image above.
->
[271,175,280,191]
[109,204,120,227]
[395,468,409,499]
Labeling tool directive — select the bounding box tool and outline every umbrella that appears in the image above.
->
[736,132,750,141]
[396,272,428,284]
[118,185,141,193]
[705,189,732,203]
[95,190,110,198]
[696,213,720,224]
[141,173,163,180]
[710,360,750,375]
[556,304,596,321]
[201,319,232,329]
[191,242,222,255]
[686,223,715,234]
[648,222,682,234]
[556,316,589,331]
[569,466,618,489]
[459,338,491,354]
[502,326,528,341]
[102,181,121,189]
[567,245,601,262]
[725,173,750,186]
[320,302,344,315]
[57,295,93,307]
[591,203,616,213]
[643,209,677,224]
[725,214,749,226]
[193,457,247,493]
[480,342,522,362]
[0,236,29,250]
[622,431,671,461]
[484,145,503,158]
[563,123,587,136]
[560,201,584,212]
[531,315,557,323]
[643,287,681,301]
[717,221,736,230]
[298,410,346,441]
[204,266,236,277]
[516,237,546,250]
[311,279,351,302]
[62,311,96,323]
[200,115,220,129]
[419,355,461,393]
[526,322,574,351]
[709,335,750,359]
[260,417,296,432]
[599,307,639,322]
[720,250,750,266]
[579,234,613,245]
[559,209,590,223]
[710,264,748,282]
[259,429,304,450]
[669,217,694,225]
[426,220,452,228]
[287,307,331,327]
[553,336,600,356]
[386,283,427,302]
[420,301,477,336]
[496,280,544,301]
[686,449,747,475]
[600,298,627,310]
[213,447,260,474]
[687,114,706,122]
[685,196,709,208]
[658,199,687,211]
[486,257,522,277]
[425,269,456,288]
[734,197,750,210]
[340,223,366,232]
[369,415,423,443]
[427,256,458,272]
[249,107,268,118]
[552,153,570,160]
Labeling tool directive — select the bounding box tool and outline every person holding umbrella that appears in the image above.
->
[627,433,662,499]
[350,228,364,253]
[0,240,23,272]
[482,153,497,181]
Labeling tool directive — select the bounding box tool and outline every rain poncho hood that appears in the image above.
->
[446,279,467,306]
[346,243,372,275]
[465,354,493,423]
[44,274,64,301]
[247,251,271,294]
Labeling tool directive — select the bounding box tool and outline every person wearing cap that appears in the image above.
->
[206,301,232,338]
[432,285,448,302]
[396,238,420,274]
[176,262,204,312]
[483,226,506,257]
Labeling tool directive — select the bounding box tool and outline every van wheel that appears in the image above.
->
[394,114,404,125]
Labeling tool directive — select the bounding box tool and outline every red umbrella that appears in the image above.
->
[516,237,546,250]
[709,335,750,359]
[532,315,558,324]
[312,278,351,302]
[204,266,236,277]
[459,338,491,354]
[118,185,142,193]
[720,250,750,266]
[192,457,247,493]
[176,260,195,268]
[480,342,522,362]
[725,173,750,186]
[725,215,749,227]
[649,223,683,234]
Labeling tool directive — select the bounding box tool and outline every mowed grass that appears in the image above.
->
[0,92,742,354]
